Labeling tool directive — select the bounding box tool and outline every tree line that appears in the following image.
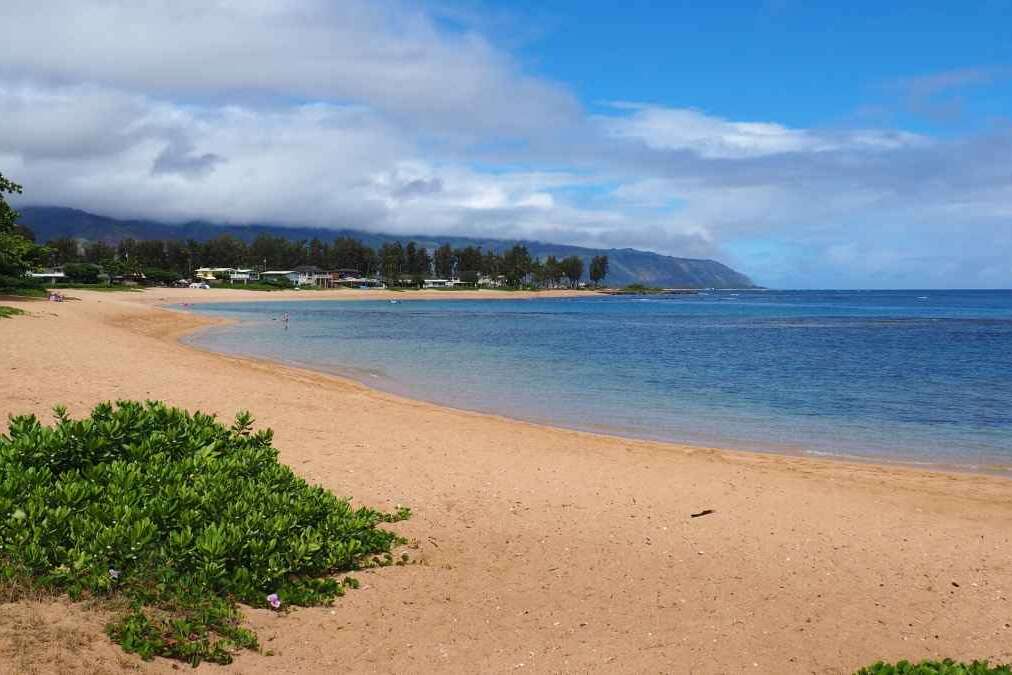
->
[41,233,609,288]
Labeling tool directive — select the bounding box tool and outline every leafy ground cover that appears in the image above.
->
[0,400,410,666]
[856,660,1012,674]
[0,305,25,318]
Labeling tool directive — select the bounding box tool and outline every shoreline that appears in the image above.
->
[3,288,1012,673]
[17,285,1012,486]
[186,330,1012,480]
[172,290,1012,480]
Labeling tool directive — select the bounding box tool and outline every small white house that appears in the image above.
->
[423,278,462,288]
[194,267,232,281]
[229,269,258,283]
[333,276,386,289]
[293,266,332,287]
[194,267,259,284]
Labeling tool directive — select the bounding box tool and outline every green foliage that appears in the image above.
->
[211,281,291,291]
[0,232,38,274]
[63,262,102,284]
[0,273,46,297]
[856,659,1012,675]
[560,255,584,288]
[589,255,609,286]
[380,241,405,282]
[51,284,142,292]
[36,218,610,291]
[433,243,454,279]
[263,276,294,289]
[0,173,23,234]
[141,267,179,285]
[502,245,532,286]
[0,173,49,279]
[46,237,82,264]
[0,401,410,666]
[0,305,25,318]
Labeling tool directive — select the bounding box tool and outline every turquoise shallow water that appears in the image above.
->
[181,290,1012,473]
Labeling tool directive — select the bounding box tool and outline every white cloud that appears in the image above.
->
[599,103,925,158]
[1,1,1011,287]
[0,0,579,141]
[0,82,612,244]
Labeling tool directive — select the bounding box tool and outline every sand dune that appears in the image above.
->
[2,288,1010,674]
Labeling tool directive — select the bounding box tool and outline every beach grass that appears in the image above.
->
[48,284,143,292]
[0,400,411,666]
[0,305,25,318]
[856,659,1011,674]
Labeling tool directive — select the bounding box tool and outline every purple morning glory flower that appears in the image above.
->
[267,593,281,609]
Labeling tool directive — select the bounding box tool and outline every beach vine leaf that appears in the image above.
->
[0,400,410,666]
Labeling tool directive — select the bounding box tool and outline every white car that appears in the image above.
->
[188,282,211,289]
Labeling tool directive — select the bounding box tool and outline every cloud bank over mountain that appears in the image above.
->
[2,0,1011,288]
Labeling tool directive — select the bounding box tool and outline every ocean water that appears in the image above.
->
[181,290,1012,472]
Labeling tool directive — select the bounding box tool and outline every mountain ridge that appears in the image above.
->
[16,206,757,288]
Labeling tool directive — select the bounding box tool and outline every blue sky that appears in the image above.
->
[477,1,1012,130]
[1,1,1011,288]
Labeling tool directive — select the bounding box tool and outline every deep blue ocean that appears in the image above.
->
[181,290,1012,472]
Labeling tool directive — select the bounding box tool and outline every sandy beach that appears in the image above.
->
[1,288,1010,674]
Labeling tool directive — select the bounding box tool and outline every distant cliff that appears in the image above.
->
[17,206,757,288]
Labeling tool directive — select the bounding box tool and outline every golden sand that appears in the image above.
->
[1,288,1010,674]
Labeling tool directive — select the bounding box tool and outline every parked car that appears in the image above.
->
[188,282,211,289]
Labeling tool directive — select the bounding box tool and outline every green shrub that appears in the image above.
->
[0,273,45,297]
[141,267,179,285]
[51,284,142,292]
[0,401,410,666]
[611,283,665,295]
[63,262,102,284]
[263,277,294,289]
[856,659,1012,674]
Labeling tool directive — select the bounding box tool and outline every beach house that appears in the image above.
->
[229,269,257,283]
[194,267,260,284]
[329,269,386,289]
[422,278,462,288]
[293,266,332,287]
[260,267,331,287]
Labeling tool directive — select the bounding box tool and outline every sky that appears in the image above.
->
[1,1,1011,288]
